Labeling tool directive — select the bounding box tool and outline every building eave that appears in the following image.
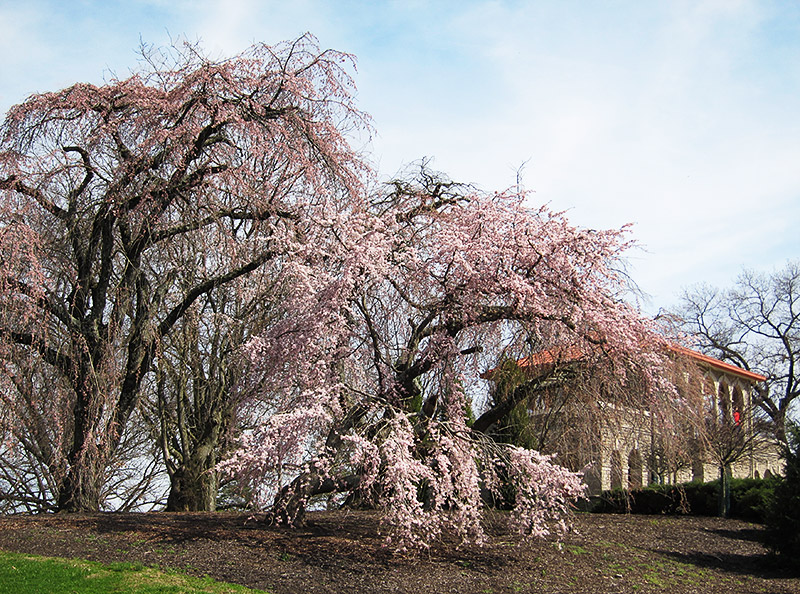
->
[669,344,767,383]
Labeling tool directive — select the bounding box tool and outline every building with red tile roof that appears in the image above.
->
[484,344,780,494]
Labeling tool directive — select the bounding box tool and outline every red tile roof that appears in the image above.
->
[513,345,585,369]
[484,344,766,384]
[668,344,767,383]
[481,345,583,380]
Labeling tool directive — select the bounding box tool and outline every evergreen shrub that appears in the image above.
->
[764,424,800,557]
[590,477,777,522]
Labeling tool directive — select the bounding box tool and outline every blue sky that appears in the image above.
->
[1,0,798,312]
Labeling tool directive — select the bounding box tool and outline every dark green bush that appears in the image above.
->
[680,480,717,516]
[730,477,779,522]
[591,484,688,515]
[590,476,778,522]
[764,424,800,557]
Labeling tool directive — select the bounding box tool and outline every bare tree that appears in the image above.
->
[145,267,284,511]
[675,261,800,442]
[702,401,773,516]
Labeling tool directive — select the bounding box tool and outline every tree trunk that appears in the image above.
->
[774,407,787,444]
[718,464,732,518]
[56,457,102,513]
[267,471,361,526]
[56,363,104,513]
[165,455,219,512]
[163,388,227,512]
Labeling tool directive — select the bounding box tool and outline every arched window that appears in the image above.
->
[732,386,744,425]
[718,382,732,423]
[702,376,716,414]
[583,460,603,496]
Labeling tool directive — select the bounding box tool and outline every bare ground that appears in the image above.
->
[0,510,796,593]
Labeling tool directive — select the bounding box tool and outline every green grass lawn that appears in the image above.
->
[0,551,271,594]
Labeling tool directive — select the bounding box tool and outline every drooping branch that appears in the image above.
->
[158,249,277,338]
[0,176,68,220]
[0,329,74,375]
[268,471,361,526]
[473,366,579,434]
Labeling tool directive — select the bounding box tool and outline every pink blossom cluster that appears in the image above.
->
[222,168,668,549]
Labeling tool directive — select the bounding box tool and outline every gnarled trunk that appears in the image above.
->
[165,437,219,512]
[56,359,106,513]
[56,451,103,513]
[268,471,361,526]
[166,464,218,512]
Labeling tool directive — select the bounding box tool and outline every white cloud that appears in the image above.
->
[1,0,797,311]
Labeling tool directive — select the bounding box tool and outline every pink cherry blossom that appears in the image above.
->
[223,166,669,549]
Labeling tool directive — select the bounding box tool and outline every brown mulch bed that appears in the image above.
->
[0,510,796,593]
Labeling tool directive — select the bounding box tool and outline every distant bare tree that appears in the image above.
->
[702,401,773,516]
[675,261,800,442]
